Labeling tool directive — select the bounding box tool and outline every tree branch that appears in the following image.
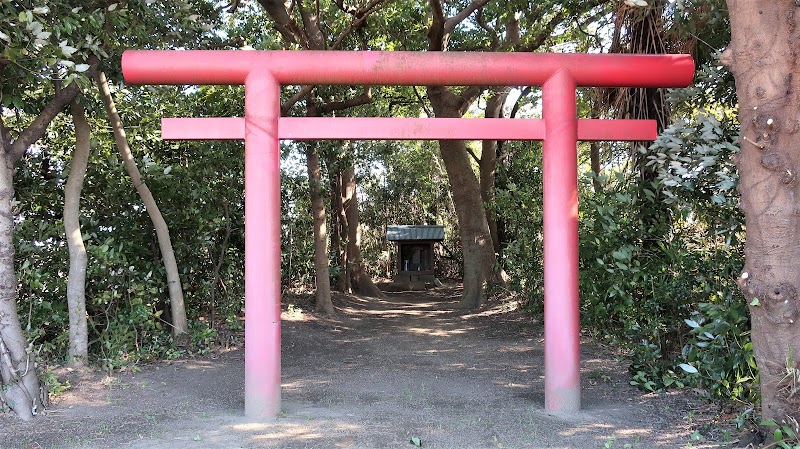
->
[330,0,389,50]
[281,85,316,115]
[475,7,499,49]
[256,0,303,45]
[465,146,480,163]
[318,87,372,115]
[510,86,532,119]
[297,0,326,49]
[427,0,447,50]
[456,86,484,116]
[333,0,356,14]
[518,0,612,52]
[9,55,100,164]
[0,108,9,148]
[444,0,492,33]
[413,86,434,118]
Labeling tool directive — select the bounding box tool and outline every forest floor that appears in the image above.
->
[2,284,753,449]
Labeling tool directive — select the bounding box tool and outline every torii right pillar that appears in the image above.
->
[543,69,581,412]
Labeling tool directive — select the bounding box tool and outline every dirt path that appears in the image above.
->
[2,287,724,449]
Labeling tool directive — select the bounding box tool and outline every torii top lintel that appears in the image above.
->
[122,50,694,88]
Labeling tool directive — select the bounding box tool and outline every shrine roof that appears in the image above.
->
[386,225,445,242]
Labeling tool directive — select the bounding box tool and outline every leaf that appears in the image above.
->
[33,6,49,14]
[611,250,626,260]
[61,45,78,57]
[0,31,9,43]
[684,319,699,328]
[74,63,90,72]
[410,436,422,447]
[108,3,118,11]
[678,363,698,374]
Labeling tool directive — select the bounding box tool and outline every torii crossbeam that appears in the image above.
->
[122,50,694,419]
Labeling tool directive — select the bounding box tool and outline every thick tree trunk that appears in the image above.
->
[342,166,385,298]
[64,100,90,366]
[95,71,188,337]
[726,0,800,422]
[436,139,495,307]
[305,144,335,314]
[428,87,497,307]
[0,159,41,421]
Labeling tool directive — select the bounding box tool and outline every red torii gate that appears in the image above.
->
[122,50,694,419]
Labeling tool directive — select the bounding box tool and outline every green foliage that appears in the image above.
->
[681,299,757,401]
[577,104,752,402]
[38,369,71,398]
[493,141,545,306]
[761,418,800,449]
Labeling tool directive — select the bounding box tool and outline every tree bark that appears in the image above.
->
[726,0,800,422]
[95,71,188,337]
[305,143,335,314]
[342,165,385,298]
[64,100,90,366]
[0,157,41,421]
[590,142,602,192]
[331,172,350,293]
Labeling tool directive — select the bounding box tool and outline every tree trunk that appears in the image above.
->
[64,100,90,366]
[330,172,349,292]
[480,90,507,257]
[209,201,232,329]
[480,89,511,286]
[342,165,385,298]
[95,71,188,337]
[590,142,602,192]
[428,87,497,308]
[725,0,800,422]
[305,143,335,314]
[0,158,41,421]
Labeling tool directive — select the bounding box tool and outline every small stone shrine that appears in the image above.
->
[386,225,444,289]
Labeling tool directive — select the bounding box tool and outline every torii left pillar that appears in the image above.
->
[243,69,282,417]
